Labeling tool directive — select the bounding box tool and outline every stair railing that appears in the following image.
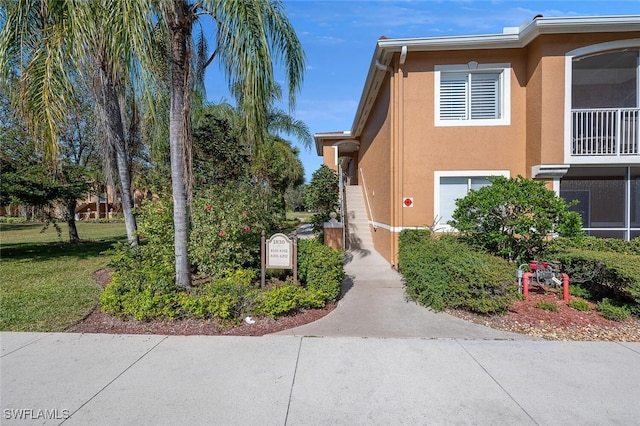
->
[359,168,376,231]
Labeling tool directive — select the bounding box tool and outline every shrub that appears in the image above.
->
[101,230,343,322]
[102,269,260,322]
[535,300,559,312]
[257,285,327,318]
[192,270,261,320]
[100,193,344,322]
[567,299,590,312]
[549,236,640,256]
[553,249,640,309]
[597,298,630,322]
[450,176,583,263]
[569,284,594,300]
[189,183,279,279]
[297,238,344,302]
[398,230,518,314]
[305,165,339,236]
[100,273,181,321]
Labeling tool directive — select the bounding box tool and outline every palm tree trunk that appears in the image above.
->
[168,2,192,288]
[100,75,139,246]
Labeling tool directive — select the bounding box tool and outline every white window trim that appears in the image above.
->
[564,39,640,164]
[433,170,510,231]
[434,63,511,127]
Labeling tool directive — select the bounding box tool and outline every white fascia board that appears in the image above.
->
[377,15,640,53]
[346,15,640,141]
[350,45,392,137]
[378,33,522,52]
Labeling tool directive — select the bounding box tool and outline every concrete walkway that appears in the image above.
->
[275,247,529,339]
[2,332,639,425]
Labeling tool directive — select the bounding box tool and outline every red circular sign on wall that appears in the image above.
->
[403,198,413,207]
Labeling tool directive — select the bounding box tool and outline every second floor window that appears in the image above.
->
[435,63,510,126]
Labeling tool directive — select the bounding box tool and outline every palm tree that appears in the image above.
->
[0,0,154,246]
[158,0,305,288]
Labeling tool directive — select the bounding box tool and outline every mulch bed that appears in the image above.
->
[446,285,640,342]
[67,270,640,341]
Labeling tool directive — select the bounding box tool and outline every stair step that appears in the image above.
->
[344,185,375,251]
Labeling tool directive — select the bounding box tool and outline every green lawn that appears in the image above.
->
[286,211,314,222]
[0,222,126,331]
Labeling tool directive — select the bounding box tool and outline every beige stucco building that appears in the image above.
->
[315,15,640,266]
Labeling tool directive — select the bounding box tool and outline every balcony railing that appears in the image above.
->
[571,108,639,157]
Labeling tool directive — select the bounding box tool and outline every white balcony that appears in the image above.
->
[571,108,639,162]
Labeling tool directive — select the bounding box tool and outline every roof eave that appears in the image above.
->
[347,15,640,140]
[314,131,353,156]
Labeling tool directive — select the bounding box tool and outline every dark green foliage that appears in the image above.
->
[305,165,339,235]
[254,136,305,220]
[596,298,630,322]
[553,249,640,310]
[0,139,92,210]
[398,230,518,314]
[549,236,640,256]
[189,183,279,279]
[535,300,559,312]
[567,299,590,312]
[450,176,583,263]
[285,186,307,212]
[569,284,595,300]
[192,114,250,186]
[297,238,345,303]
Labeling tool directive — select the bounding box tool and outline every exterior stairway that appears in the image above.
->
[344,185,374,252]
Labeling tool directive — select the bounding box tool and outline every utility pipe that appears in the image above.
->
[522,272,533,300]
[562,273,570,302]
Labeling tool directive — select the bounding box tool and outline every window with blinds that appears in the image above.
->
[439,71,501,121]
[439,176,493,224]
[434,171,510,230]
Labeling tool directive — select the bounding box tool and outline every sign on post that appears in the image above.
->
[266,233,293,269]
[261,231,298,288]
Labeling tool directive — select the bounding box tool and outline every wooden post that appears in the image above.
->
[261,230,266,289]
[293,230,298,284]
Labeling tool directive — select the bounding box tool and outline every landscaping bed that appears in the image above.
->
[66,270,640,340]
[447,285,640,342]
[66,269,336,336]
[66,302,335,336]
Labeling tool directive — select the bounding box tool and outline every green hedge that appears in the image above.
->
[398,230,518,314]
[297,238,344,303]
[553,249,640,309]
[549,236,640,255]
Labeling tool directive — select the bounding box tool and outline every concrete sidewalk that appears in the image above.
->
[2,332,639,425]
[275,247,528,339]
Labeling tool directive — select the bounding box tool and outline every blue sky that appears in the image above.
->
[204,0,639,182]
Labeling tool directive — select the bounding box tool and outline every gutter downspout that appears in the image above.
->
[375,59,392,73]
[394,45,406,267]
